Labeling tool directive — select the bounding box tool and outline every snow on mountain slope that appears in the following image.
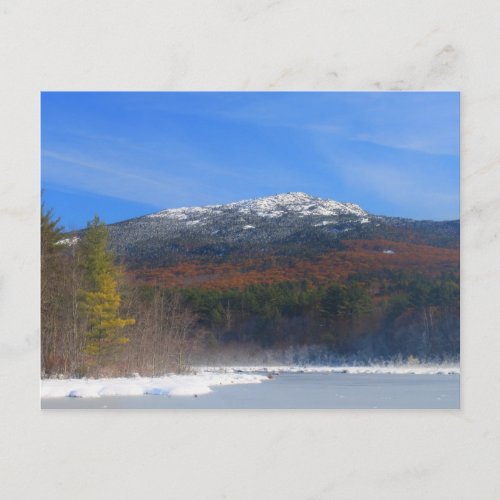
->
[147,192,367,222]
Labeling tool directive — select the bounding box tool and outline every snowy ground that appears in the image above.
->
[41,363,459,399]
[41,371,269,399]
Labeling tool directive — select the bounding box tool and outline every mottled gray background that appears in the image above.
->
[1,1,499,498]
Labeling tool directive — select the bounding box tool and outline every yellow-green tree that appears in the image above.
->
[79,215,134,371]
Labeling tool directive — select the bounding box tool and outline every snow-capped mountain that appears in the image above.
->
[99,192,458,267]
[148,192,368,221]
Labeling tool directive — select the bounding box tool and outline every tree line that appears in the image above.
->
[179,272,459,358]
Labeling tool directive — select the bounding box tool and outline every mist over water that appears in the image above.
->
[192,343,460,369]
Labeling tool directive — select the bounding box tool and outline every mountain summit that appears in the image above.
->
[148,192,368,221]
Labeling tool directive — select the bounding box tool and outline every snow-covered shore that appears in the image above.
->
[41,363,459,399]
[41,371,269,399]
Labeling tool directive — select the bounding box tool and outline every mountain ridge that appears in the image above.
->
[88,192,460,269]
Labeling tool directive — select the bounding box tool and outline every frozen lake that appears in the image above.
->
[42,372,459,409]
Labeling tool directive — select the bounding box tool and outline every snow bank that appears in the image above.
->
[198,364,460,376]
[41,371,268,399]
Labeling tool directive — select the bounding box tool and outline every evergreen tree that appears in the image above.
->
[41,203,64,374]
[321,283,344,318]
[79,216,134,370]
[41,204,63,256]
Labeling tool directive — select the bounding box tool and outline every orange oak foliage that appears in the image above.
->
[127,239,459,291]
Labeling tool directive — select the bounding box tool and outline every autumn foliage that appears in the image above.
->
[128,239,459,291]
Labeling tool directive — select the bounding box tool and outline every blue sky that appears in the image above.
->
[41,92,460,230]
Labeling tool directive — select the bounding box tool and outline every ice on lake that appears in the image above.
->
[41,367,459,409]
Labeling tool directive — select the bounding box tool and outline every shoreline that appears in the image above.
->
[41,363,460,399]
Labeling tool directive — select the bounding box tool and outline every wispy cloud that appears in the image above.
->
[351,128,458,156]
[42,149,207,208]
[197,93,459,157]
[41,146,309,210]
[315,138,459,220]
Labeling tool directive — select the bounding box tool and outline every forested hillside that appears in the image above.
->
[42,194,460,377]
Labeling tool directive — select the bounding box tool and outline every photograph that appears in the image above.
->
[40,91,460,409]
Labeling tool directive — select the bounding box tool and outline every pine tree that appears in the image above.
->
[41,203,64,374]
[79,215,134,371]
[41,204,63,257]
